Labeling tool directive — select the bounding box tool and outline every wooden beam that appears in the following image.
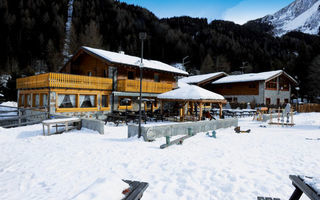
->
[219,103,223,118]
[160,100,163,115]
[199,102,203,121]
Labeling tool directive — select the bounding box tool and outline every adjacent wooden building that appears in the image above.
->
[16,46,188,117]
[210,70,297,105]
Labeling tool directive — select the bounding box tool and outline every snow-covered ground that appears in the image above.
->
[0,113,320,200]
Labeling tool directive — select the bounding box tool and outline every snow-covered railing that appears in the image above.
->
[16,73,113,90]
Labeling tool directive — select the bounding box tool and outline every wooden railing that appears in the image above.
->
[117,79,173,94]
[17,73,113,90]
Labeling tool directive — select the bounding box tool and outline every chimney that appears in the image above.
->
[118,51,125,55]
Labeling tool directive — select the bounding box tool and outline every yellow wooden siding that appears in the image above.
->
[117,79,173,93]
[17,73,112,90]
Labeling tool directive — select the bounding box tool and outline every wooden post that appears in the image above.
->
[199,102,203,121]
[219,103,223,118]
[291,108,294,124]
[160,100,163,115]
[269,108,272,123]
[18,108,21,126]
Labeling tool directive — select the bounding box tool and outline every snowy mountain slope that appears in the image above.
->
[259,0,320,36]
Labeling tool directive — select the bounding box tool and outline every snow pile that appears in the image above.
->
[301,176,320,195]
[179,72,226,84]
[82,46,188,76]
[0,101,17,107]
[158,84,225,100]
[0,113,320,199]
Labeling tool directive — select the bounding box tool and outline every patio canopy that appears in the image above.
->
[157,84,226,120]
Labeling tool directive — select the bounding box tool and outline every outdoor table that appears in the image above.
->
[42,117,81,136]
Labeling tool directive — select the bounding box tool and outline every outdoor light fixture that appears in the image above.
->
[138,32,147,138]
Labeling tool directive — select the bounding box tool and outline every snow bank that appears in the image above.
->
[0,101,17,108]
[0,113,319,199]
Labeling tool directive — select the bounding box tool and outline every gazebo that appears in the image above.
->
[157,83,226,121]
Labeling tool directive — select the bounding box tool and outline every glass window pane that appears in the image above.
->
[35,94,40,107]
[120,98,131,106]
[154,74,160,82]
[20,95,25,106]
[80,95,95,108]
[26,95,31,107]
[43,94,48,107]
[128,71,134,80]
[58,94,76,108]
[101,95,108,107]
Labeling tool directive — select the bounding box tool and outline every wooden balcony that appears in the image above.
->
[117,79,173,94]
[17,73,113,90]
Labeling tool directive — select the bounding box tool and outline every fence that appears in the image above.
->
[0,105,48,128]
[296,103,320,113]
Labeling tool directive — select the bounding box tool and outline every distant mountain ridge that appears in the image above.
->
[252,0,320,36]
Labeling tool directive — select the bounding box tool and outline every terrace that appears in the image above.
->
[16,73,113,90]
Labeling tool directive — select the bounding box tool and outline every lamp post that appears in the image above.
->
[138,32,147,138]
[295,86,300,111]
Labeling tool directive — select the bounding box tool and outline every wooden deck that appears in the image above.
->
[17,73,113,90]
[117,79,173,94]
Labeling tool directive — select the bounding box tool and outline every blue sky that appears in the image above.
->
[120,0,294,24]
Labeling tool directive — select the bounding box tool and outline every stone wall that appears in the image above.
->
[128,118,238,141]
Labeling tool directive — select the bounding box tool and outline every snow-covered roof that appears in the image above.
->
[158,84,225,101]
[82,46,188,76]
[179,72,227,84]
[212,70,297,84]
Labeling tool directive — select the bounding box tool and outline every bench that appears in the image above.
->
[289,175,320,200]
[105,114,128,126]
[42,117,81,136]
[122,179,149,200]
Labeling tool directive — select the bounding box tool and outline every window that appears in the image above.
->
[154,74,160,82]
[34,94,40,107]
[80,95,96,108]
[58,94,76,108]
[42,94,48,107]
[101,95,109,107]
[128,71,134,80]
[266,98,271,105]
[119,97,132,107]
[26,94,31,107]
[19,94,25,107]
[279,77,289,91]
[266,78,277,90]
[88,71,92,76]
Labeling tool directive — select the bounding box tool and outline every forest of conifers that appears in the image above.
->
[0,0,320,100]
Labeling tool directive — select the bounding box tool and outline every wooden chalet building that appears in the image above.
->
[210,70,297,105]
[16,46,188,117]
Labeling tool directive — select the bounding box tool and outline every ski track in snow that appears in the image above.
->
[0,113,320,199]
